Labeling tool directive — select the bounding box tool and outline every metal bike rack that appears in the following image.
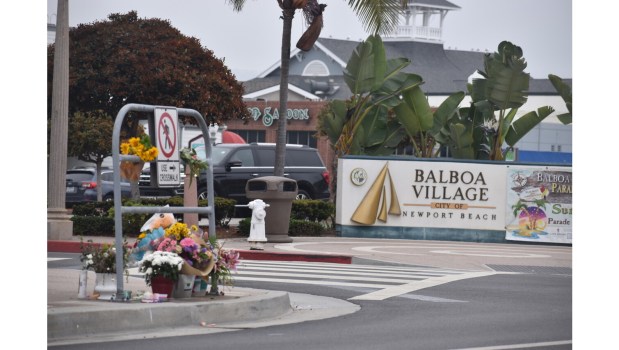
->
[111,103,216,297]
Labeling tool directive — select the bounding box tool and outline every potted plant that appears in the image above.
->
[138,251,184,297]
[79,237,129,300]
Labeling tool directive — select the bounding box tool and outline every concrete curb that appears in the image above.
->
[48,289,292,344]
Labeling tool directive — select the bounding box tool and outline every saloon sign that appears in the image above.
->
[247,106,310,127]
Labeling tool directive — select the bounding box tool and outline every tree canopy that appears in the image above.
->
[47,11,248,124]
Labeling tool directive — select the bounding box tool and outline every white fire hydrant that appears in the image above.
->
[247,199,269,250]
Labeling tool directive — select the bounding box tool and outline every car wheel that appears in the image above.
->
[197,188,217,201]
[103,194,114,202]
[296,190,312,200]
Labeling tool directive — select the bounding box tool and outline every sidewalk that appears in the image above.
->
[47,234,357,346]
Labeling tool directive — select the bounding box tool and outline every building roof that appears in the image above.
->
[243,37,571,99]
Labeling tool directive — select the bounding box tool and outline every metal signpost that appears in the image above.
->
[111,104,216,299]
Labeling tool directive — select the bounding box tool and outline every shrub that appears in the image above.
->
[291,200,335,224]
[236,218,325,237]
[289,219,324,236]
[70,196,237,236]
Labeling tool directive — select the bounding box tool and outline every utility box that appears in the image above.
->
[245,176,297,243]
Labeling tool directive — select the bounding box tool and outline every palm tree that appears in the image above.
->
[225,0,406,176]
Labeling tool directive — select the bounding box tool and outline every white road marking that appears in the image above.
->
[349,271,498,301]
[448,340,572,350]
[231,260,494,300]
[47,258,71,262]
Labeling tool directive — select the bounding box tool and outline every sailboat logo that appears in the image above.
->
[350,163,401,225]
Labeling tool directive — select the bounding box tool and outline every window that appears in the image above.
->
[229,130,265,144]
[287,131,317,148]
[230,149,254,166]
[302,60,330,76]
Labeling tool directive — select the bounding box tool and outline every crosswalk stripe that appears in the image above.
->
[237,270,424,284]
[240,260,468,274]
[129,260,491,301]
[231,260,488,300]
[239,265,446,279]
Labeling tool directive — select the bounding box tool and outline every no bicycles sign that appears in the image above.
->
[154,108,180,187]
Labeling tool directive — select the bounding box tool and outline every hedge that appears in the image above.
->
[71,196,236,236]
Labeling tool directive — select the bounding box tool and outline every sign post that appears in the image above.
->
[154,108,181,187]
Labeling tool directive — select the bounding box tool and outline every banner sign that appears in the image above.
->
[505,166,572,244]
[336,158,507,231]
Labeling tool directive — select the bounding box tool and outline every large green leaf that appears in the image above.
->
[431,91,465,136]
[505,106,555,146]
[320,100,348,145]
[479,41,530,111]
[343,34,387,95]
[448,123,475,159]
[549,74,572,125]
[394,86,433,137]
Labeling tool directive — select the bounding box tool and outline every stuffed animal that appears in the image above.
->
[140,209,176,232]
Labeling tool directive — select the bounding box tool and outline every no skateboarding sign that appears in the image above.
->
[154,108,180,187]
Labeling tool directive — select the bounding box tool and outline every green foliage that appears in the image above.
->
[548,74,572,125]
[318,34,423,157]
[198,197,236,227]
[291,200,335,223]
[236,218,326,237]
[71,196,237,236]
[67,110,114,165]
[288,219,325,237]
[47,10,248,126]
[72,216,115,236]
[236,218,250,237]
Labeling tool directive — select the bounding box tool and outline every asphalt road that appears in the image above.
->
[48,253,571,350]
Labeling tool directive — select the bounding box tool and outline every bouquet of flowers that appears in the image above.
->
[80,236,130,275]
[130,213,216,278]
[138,251,184,286]
[210,238,240,291]
[119,134,158,181]
[180,147,208,187]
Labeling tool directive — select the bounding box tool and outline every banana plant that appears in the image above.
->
[548,74,572,125]
[324,34,423,157]
[438,41,555,160]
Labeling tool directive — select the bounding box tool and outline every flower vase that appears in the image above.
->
[150,275,175,298]
[172,274,195,298]
[209,271,220,295]
[120,161,145,182]
[94,273,117,300]
[78,270,88,299]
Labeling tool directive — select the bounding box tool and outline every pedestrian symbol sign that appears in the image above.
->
[154,108,180,187]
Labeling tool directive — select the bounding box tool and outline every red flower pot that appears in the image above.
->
[150,275,175,297]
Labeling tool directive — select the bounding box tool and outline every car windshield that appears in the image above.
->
[195,145,235,166]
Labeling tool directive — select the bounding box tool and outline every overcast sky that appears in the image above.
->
[45,0,572,81]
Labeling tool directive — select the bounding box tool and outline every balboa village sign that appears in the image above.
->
[336,157,572,244]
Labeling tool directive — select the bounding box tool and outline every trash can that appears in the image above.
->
[245,176,298,243]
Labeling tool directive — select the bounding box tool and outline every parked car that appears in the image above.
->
[193,143,331,204]
[66,168,132,206]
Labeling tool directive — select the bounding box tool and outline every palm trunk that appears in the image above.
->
[274,7,295,176]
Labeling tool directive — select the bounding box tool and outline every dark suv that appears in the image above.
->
[194,143,330,204]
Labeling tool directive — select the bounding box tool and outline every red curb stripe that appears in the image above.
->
[237,250,352,264]
[47,241,352,264]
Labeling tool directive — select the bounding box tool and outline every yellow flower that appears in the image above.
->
[120,135,158,162]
